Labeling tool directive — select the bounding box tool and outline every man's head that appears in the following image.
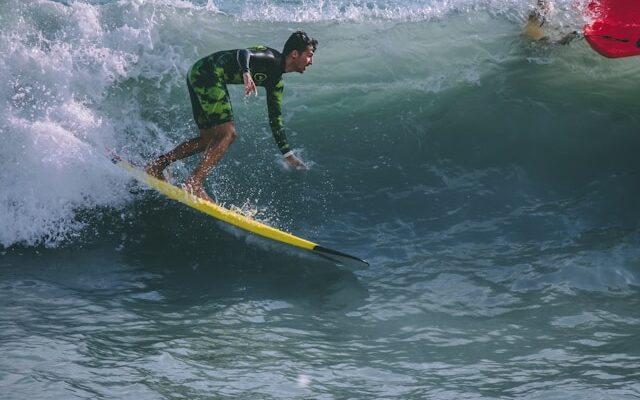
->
[283,30,317,73]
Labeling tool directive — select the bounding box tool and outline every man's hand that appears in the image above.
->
[284,153,309,170]
[243,72,257,97]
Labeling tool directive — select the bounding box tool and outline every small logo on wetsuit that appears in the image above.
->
[253,73,267,83]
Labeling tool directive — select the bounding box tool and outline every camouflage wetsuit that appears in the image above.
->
[187,46,291,155]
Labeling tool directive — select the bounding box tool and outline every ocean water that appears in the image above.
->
[1,0,639,398]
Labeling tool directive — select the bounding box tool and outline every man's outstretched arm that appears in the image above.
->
[266,80,308,170]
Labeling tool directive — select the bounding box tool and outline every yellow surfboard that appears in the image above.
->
[112,154,368,269]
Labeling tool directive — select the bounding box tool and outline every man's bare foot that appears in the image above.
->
[182,178,215,203]
[144,160,167,182]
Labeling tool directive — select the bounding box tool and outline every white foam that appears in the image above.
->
[0,0,151,247]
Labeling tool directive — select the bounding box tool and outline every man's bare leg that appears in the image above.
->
[145,137,207,181]
[182,122,236,202]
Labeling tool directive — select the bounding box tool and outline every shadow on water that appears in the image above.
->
[2,196,369,314]
[0,215,369,399]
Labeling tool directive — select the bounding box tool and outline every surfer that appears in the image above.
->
[524,0,581,44]
[524,0,551,41]
[145,30,317,202]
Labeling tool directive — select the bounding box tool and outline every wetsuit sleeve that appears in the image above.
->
[266,79,290,154]
[236,49,251,72]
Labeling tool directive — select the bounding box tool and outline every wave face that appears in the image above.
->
[1,1,639,398]
[1,0,637,248]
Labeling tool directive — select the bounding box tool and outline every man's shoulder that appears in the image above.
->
[247,45,281,56]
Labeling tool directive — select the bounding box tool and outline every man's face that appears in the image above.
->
[292,46,314,73]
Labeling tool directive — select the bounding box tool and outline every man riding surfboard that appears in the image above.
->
[145,31,317,202]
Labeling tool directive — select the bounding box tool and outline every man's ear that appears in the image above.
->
[290,49,299,59]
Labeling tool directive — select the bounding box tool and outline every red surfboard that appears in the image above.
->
[584,0,640,58]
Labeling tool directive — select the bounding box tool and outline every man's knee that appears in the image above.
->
[217,123,236,144]
[225,126,237,142]
[201,122,236,145]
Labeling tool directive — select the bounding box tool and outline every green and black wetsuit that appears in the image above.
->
[187,46,291,154]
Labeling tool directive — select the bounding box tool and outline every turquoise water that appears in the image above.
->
[1,0,639,398]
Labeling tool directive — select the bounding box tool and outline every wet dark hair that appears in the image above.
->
[283,30,318,56]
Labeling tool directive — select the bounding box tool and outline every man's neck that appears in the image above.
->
[284,56,294,73]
